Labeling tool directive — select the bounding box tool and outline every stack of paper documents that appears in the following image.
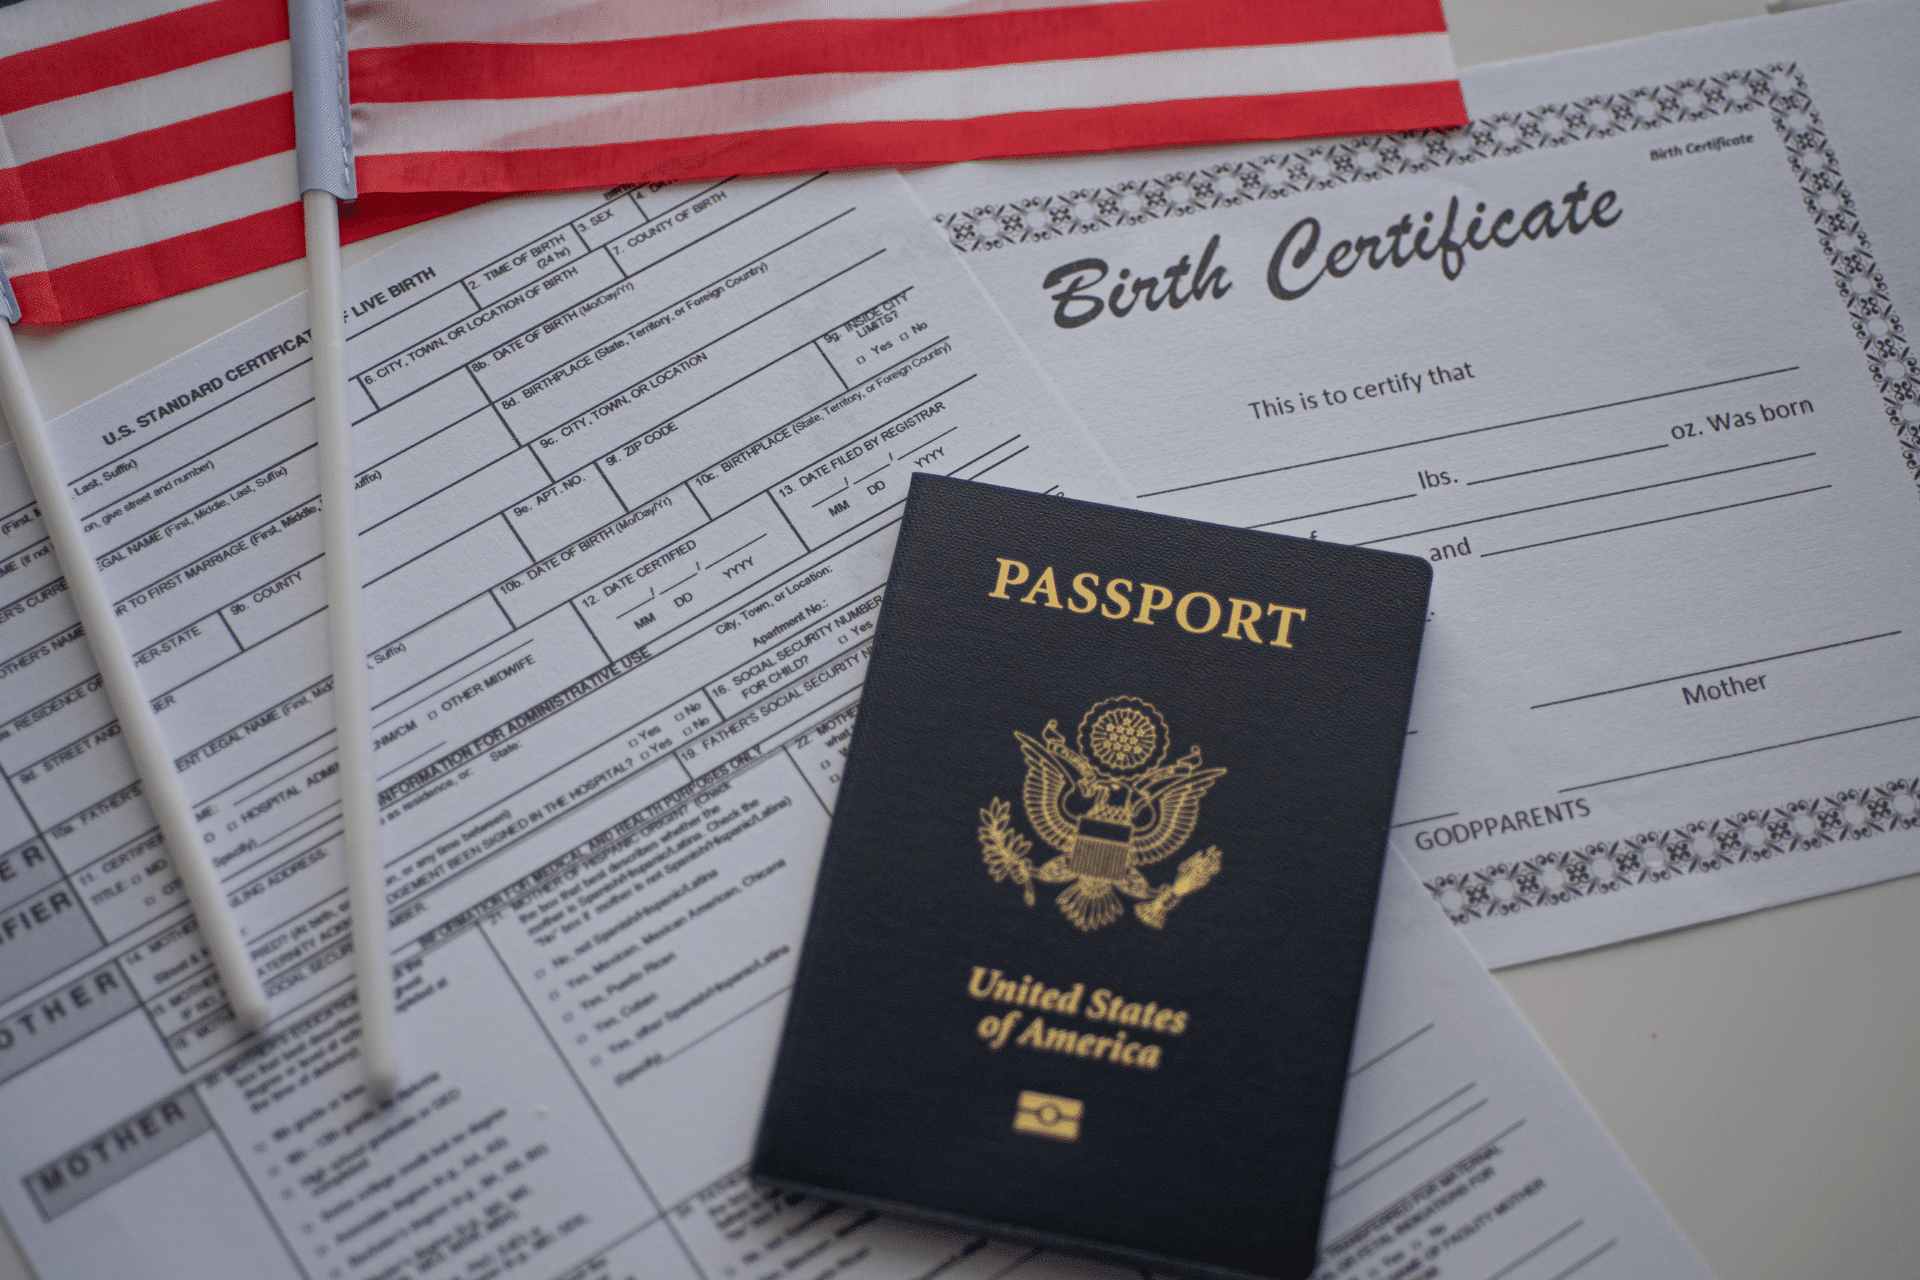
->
[2,4,1916,1278]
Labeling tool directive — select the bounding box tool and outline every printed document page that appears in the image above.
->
[906,0,1920,967]
[0,171,1702,1279]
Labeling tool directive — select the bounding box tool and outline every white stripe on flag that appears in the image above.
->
[1,44,289,165]
[354,33,1455,156]
[0,0,211,55]
[0,151,296,276]
[347,0,1167,49]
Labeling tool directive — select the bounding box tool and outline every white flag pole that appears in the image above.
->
[0,270,273,1033]
[289,0,398,1101]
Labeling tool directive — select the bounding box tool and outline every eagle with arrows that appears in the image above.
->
[979,697,1226,932]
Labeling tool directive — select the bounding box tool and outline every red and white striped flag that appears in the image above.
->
[0,0,481,325]
[348,0,1465,193]
[1,0,1464,325]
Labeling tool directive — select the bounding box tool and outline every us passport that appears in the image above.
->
[753,473,1432,1280]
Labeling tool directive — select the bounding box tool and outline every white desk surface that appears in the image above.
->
[4,4,1916,1278]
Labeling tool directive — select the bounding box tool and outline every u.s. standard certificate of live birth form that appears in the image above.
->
[0,166,1710,1280]
[909,0,1920,967]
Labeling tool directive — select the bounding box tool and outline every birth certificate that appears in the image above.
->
[908,3,1920,965]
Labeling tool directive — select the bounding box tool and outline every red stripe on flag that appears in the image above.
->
[0,0,287,115]
[10,203,306,327]
[354,82,1470,194]
[6,193,484,326]
[0,96,295,224]
[349,0,1448,102]
[340,191,496,242]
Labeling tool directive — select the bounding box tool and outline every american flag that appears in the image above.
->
[0,0,1464,325]
[0,0,482,324]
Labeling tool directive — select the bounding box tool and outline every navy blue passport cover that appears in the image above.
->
[753,473,1432,1280]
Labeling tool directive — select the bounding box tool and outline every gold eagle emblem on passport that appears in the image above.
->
[978,697,1225,932]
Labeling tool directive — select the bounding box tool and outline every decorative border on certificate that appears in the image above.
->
[932,65,1920,497]
[1424,776,1920,925]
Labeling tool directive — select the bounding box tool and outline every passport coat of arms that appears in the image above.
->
[979,697,1225,932]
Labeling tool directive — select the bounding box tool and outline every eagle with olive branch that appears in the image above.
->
[979,697,1225,932]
